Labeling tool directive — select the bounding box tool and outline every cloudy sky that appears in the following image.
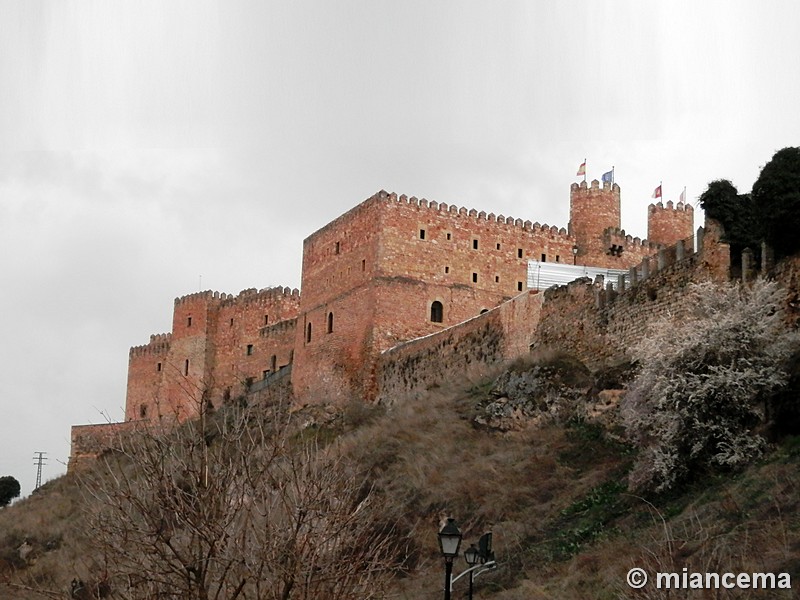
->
[1,1,799,496]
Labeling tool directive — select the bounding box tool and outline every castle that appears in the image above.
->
[120,179,693,420]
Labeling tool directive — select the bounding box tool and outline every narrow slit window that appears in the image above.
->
[472,272,478,283]
[184,359,189,376]
[446,232,452,240]
[157,362,162,372]
[335,241,340,255]
[495,275,500,283]
[419,229,426,240]
[187,316,192,327]
[264,315,269,325]
[496,243,501,250]
[246,344,253,356]
[271,355,277,371]
[362,259,366,271]
[327,312,334,333]
[472,239,479,250]
[518,281,524,291]
[445,266,450,274]
[518,248,523,259]
[306,323,312,343]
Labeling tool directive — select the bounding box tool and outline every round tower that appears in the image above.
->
[647,200,694,247]
[569,179,621,262]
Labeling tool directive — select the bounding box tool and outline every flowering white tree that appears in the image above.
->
[622,279,799,493]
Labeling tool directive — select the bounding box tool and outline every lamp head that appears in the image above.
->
[437,518,462,559]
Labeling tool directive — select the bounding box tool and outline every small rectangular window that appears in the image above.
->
[472,272,478,283]
[246,344,253,356]
[556,255,560,263]
[230,318,234,326]
[362,259,366,271]
[335,241,340,254]
[419,229,426,240]
[187,316,192,327]
[496,243,501,250]
[495,275,500,283]
[157,362,162,372]
[446,232,452,240]
[264,315,269,325]
[445,266,450,273]
[541,253,547,262]
[518,281,524,291]
[518,248,523,259]
[472,239,479,250]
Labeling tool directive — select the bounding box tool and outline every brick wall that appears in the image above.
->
[532,220,729,368]
[125,288,300,421]
[69,420,142,471]
[376,290,543,403]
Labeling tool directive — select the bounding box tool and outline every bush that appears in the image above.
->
[622,280,799,493]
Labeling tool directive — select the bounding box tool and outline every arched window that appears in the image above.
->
[306,322,312,343]
[327,312,334,333]
[430,301,443,323]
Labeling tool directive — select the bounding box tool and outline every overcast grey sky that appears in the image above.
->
[1,1,799,497]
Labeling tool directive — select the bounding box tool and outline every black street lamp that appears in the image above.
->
[572,244,579,265]
[463,544,480,600]
[438,518,462,600]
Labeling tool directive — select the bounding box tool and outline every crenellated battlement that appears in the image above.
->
[376,189,571,238]
[603,226,660,250]
[220,286,301,308]
[174,290,224,306]
[260,318,297,337]
[174,286,300,308]
[649,200,694,213]
[570,179,621,194]
[129,333,172,357]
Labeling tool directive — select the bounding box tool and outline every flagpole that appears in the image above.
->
[612,166,615,185]
[584,158,587,183]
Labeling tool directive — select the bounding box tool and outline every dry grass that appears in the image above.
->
[2,361,799,599]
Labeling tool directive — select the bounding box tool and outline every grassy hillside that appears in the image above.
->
[1,353,798,598]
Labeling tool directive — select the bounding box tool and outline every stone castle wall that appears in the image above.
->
[71,180,698,467]
[376,290,543,403]
[125,287,300,421]
[532,221,729,368]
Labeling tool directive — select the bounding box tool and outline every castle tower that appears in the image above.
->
[569,180,621,264]
[647,200,694,247]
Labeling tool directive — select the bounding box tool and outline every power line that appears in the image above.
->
[33,451,48,490]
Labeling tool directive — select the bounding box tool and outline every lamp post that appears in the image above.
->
[463,544,480,600]
[572,244,579,265]
[438,518,462,600]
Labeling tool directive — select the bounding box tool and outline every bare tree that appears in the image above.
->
[82,400,403,600]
